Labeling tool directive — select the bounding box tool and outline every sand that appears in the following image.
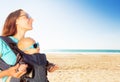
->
[46,53,120,82]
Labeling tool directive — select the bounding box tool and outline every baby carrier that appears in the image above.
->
[0,36,50,82]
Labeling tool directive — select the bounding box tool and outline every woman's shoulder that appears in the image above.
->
[0,36,10,45]
[0,36,18,43]
[0,36,11,51]
[9,36,18,43]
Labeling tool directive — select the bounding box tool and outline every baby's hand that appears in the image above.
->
[48,64,59,72]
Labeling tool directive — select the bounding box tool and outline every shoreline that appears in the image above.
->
[45,52,120,55]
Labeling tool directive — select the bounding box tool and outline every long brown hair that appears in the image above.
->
[2,9,23,36]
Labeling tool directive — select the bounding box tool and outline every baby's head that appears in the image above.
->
[18,37,40,55]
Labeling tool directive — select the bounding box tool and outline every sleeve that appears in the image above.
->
[46,61,55,71]
[0,38,17,65]
[0,38,9,57]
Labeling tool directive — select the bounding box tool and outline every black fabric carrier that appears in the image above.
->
[0,36,49,82]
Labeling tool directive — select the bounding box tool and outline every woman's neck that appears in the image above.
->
[13,31,26,40]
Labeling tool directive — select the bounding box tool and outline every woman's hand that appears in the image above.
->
[7,63,27,78]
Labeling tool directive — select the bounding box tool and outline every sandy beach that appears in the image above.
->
[46,53,120,82]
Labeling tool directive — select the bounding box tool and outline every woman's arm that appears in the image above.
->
[0,64,19,78]
[0,64,27,78]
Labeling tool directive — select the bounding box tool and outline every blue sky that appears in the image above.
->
[0,0,120,51]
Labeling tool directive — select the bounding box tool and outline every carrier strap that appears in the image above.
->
[0,36,19,54]
[0,36,17,70]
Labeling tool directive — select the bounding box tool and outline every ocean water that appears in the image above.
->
[43,49,120,54]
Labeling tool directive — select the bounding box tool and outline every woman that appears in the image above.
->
[0,9,33,82]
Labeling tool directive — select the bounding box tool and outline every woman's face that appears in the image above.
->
[16,11,33,31]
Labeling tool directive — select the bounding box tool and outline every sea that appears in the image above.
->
[42,49,120,54]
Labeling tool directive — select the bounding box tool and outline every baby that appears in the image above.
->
[17,37,58,72]
[7,37,58,82]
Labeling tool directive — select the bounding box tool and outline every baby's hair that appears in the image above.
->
[18,37,35,51]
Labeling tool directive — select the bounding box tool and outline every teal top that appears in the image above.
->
[0,36,19,82]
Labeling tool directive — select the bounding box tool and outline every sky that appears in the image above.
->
[0,0,120,51]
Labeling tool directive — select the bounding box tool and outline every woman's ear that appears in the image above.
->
[16,19,19,25]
